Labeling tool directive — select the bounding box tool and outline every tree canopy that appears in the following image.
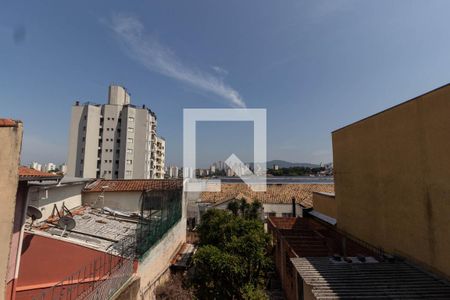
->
[191,209,271,299]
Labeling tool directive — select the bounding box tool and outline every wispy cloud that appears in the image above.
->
[211,65,229,76]
[107,14,246,108]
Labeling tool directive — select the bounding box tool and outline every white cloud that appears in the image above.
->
[107,14,246,108]
[211,65,229,76]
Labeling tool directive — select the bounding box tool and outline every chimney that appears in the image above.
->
[292,197,296,217]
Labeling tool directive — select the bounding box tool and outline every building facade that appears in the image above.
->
[332,84,450,279]
[67,85,165,179]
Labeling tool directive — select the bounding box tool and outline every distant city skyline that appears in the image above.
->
[3,1,450,166]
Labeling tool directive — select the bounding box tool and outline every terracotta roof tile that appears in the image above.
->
[18,166,62,180]
[200,183,334,208]
[0,119,20,127]
[83,179,183,193]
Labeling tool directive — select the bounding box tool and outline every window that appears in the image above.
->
[128,127,134,133]
[104,160,108,163]
[282,213,292,217]
[128,117,134,122]
[126,160,133,165]
[109,160,112,163]
[127,149,133,154]
[82,137,85,142]
[107,117,110,120]
[83,126,86,131]
[128,138,133,143]
[126,170,132,176]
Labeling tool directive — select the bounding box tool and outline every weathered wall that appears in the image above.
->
[332,84,450,278]
[0,121,22,300]
[27,183,85,220]
[136,192,187,299]
[312,192,337,219]
[82,191,141,212]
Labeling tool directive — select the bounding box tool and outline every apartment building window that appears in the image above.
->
[126,170,132,176]
[128,127,134,133]
[107,117,110,120]
[104,160,108,163]
[128,138,133,143]
[126,160,133,165]
[127,149,133,154]
[82,137,85,142]
[128,117,134,122]
[83,126,86,131]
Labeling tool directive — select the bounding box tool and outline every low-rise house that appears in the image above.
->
[268,215,450,300]
[188,183,334,225]
[15,178,186,299]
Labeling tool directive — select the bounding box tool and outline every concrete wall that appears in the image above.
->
[27,183,85,221]
[312,192,337,219]
[332,84,450,278]
[82,191,142,212]
[0,121,22,299]
[136,191,187,299]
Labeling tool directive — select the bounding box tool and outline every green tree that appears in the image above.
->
[227,200,240,216]
[192,209,271,299]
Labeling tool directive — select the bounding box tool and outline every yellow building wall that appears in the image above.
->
[312,192,337,219]
[332,84,450,279]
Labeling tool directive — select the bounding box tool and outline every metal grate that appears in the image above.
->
[136,189,182,257]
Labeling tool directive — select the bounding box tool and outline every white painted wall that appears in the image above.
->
[27,183,85,221]
[82,191,142,212]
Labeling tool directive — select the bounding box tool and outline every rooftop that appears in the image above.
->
[0,118,20,127]
[292,256,450,299]
[34,206,137,254]
[83,179,183,193]
[268,216,374,258]
[18,166,62,181]
[200,183,334,208]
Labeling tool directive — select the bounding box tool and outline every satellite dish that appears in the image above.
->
[26,206,42,229]
[57,216,76,231]
[27,206,42,220]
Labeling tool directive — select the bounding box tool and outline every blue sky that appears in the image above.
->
[2,1,450,167]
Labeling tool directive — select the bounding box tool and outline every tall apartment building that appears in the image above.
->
[67,85,165,179]
[154,136,165,179]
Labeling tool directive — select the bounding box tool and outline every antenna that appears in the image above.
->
[26,206,43,229]
[57,216,76,236]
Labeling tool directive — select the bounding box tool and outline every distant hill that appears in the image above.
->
[267,160,320,169]
[247,160,321,169]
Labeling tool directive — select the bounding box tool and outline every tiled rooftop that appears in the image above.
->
[200,183,334,208]
[0,118,20,127]
[269,217,374,258]
[292,257,450,299]
[83,179,183,193]
[18,166,62,181]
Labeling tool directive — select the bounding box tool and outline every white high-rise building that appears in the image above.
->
[43,162,56,172]
[67,85,165,179]
[30,162,42,171]
[168,166,179,178]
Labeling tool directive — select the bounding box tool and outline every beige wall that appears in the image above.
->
[82,191,142,212]
[0,121,22,298]
[28,183,85,221]
[312,192,337,219]
[332,84,450,278]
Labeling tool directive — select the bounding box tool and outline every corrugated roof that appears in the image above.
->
[200,183,334,208]
[18,166,62,181]
[83,179,183,193]
[291,257,450,299]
